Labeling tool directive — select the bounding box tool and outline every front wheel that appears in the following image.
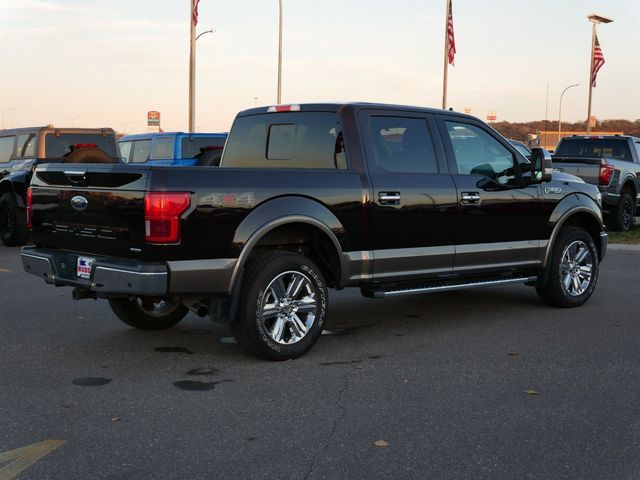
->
[231,251,328,360]
[108,296,188,330]
[536,226,599,308]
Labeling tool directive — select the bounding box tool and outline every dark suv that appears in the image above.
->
[0,126,120,246]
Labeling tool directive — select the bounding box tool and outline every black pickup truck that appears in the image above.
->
[21,103,607,360]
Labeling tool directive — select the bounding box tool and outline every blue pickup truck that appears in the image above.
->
[119,132,227,166]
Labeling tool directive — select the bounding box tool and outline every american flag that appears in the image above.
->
[192,0,200,26]
[591,34,605,88]
[447,0,456,65]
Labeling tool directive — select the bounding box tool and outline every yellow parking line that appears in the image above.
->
[0,440,67,480]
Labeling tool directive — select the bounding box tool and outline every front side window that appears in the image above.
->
[223,112,345,169]
[119,141,133,163]
[17,133,37,158]
[0,136,15,163]
[445,122,515,183]
[369,116,438,174]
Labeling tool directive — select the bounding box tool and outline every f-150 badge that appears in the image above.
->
[199,192,255,207]
[544,187,562,194]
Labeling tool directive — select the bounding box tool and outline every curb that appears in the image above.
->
[608,244,640,252]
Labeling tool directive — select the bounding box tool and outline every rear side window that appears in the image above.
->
[150,137,174,160]
[44,133,117,158]
[131,140,151,163]
[223,112,346,169]
[17,133,37,158]
[555,138,632,161]
[368,116,438,173]
[181,136,226,159]
[0,136,15,162]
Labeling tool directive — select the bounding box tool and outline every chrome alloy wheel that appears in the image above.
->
[260,271,317,345]
[560,240,593,297]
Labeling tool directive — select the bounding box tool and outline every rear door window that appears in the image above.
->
[223,112,346,169]
[0,136,15,162]
[368,116,438,173]
[150,137,174,160]
[16,133,37,158]
[131,140,151,163]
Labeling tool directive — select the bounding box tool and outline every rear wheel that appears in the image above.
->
[608,191,635,231]
[0,193,29,246]
[108,296,188,330]
[536,226,599,308]
[231,251,328,360]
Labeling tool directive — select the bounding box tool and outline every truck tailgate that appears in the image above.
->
[551,157,601,186]
[29,164,150,258]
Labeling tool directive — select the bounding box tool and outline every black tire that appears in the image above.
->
[195,148,223,167]
[108,296,188,330]
[231,251,328,360]
[64,146,117,164]
[608,191,635,231]
[0,192,29,246]
[535,226,599,308]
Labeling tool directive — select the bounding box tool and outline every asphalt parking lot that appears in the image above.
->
[1,244,639,480]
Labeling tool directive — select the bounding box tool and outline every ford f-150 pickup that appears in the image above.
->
[21,103,607,360]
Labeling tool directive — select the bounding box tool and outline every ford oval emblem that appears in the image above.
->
[71,195,89,212]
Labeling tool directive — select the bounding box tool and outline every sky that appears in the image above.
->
[1,0,639,133]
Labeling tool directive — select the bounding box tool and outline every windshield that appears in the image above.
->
[44,133,117,158]
[555,138,632,161]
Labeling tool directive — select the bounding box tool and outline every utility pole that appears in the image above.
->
[277,0,283,104]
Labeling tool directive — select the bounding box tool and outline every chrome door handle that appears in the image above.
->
[461,192,481,205]
[378,192,401,205]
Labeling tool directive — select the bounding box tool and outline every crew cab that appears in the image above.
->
[119,132,227,167]
[21,104,607,360]
[553,135,640,230]
[0,127,120,246]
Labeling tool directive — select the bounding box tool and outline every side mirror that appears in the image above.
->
[530,148,553,183]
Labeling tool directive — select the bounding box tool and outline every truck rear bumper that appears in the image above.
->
[21,247,237,296]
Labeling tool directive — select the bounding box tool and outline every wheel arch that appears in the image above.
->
[0,174,29,209]
[544,193,605,267]
[228,196,347,291]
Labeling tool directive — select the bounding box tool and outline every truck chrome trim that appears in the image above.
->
[367,276,538,298]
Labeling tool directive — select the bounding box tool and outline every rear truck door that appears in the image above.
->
[436,116,544,273]
[359,110,457,280]
[29,164,151,258]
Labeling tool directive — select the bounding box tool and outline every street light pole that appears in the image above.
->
[277,0,283,104]
[1,107,16,129]
[558,83,579,145]
[586,14,613,134]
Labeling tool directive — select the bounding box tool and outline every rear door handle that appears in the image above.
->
[461,192,481,205]
[378,192,401,205]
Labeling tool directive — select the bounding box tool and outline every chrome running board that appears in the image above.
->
[362,276,538,298]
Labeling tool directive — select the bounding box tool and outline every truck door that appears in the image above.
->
[360,111,457,281]
[436,116,544,273]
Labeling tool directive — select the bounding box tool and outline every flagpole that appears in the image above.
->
[277,0,283,104]
[189,0,196,133]
[442,0,450,109]
[586,22,596,134]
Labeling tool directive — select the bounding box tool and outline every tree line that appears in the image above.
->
[491,119,640,141]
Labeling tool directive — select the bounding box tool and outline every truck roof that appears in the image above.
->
[0,126,116,136]
[561,134,640,141]
[120,132,228,142]
[237,102,478,120]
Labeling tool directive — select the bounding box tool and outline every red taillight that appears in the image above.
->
[26,187,33,230]
[599,163,614,185]
[144,192,191,244]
